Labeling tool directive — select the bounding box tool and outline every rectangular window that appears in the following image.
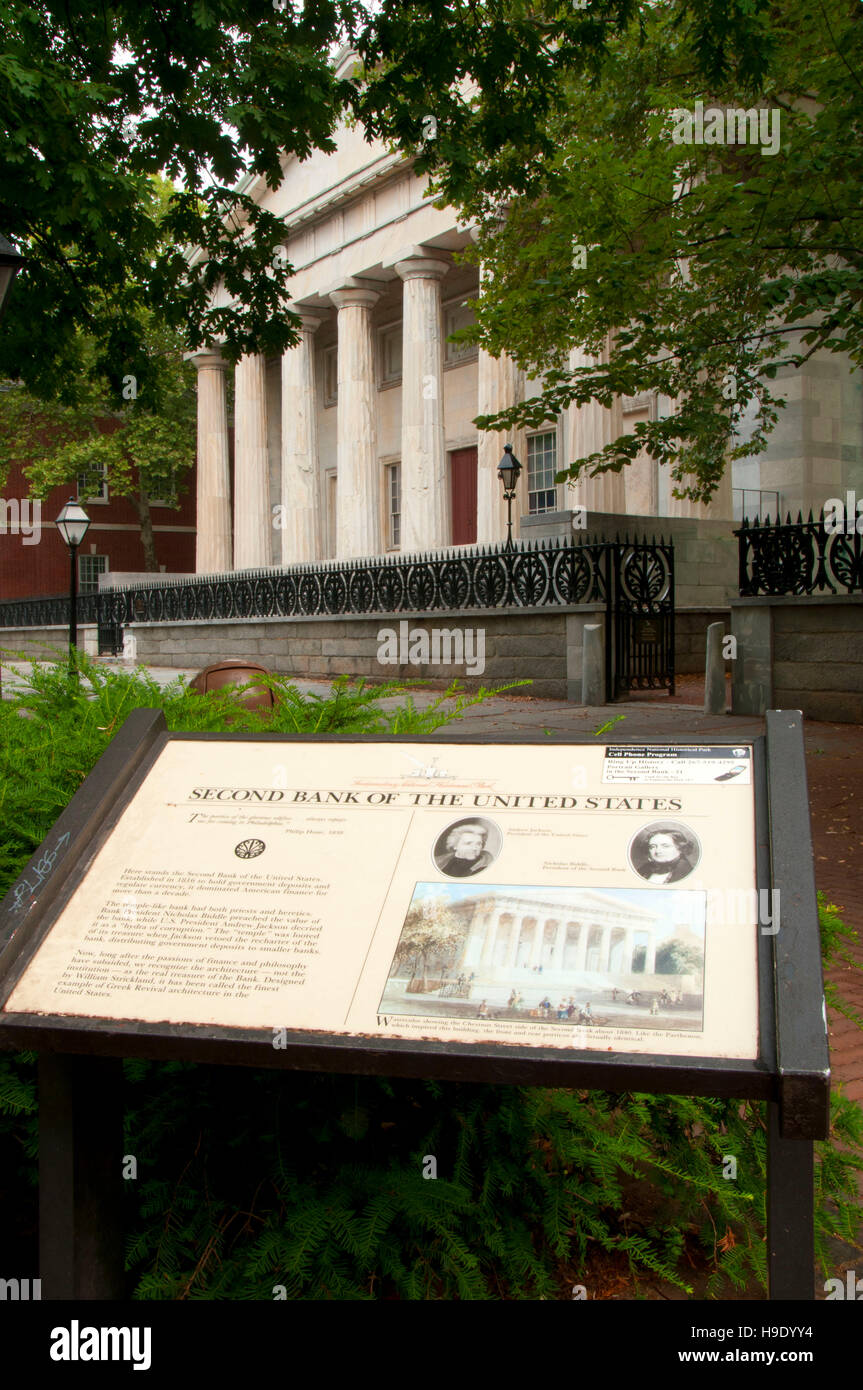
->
[79,554,108,594]
[380,325,402,385]
[386,462,401,549]
[444,301,478,365]
[322,346,338,406]
[527,432,557,514]
[733,488,780,522]
[77,462,108,503]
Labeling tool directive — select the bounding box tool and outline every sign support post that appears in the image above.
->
[39,1053,125,1299]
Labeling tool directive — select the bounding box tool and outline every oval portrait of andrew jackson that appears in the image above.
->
[432,818,502,879]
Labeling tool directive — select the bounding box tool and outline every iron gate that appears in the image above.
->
[96,595,124,656]
[605,539,675,698]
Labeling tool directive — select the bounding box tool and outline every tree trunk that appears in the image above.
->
[128,474,159,572]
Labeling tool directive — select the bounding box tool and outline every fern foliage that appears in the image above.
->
[0,657,861,1297]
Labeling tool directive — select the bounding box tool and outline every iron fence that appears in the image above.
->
[736,511,863,596]
[0,536,623,628]
[0,533,675,696]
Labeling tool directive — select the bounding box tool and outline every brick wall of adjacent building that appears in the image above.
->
[0,458,197,600]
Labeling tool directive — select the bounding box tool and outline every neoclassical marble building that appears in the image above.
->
[189,49,863,573]
[452,888,663,982]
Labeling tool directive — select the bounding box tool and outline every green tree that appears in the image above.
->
[357,0,863,504]
[2,1,775,413]
[0,321,195,571]
[655,940,704,978]
[393,896,468,988]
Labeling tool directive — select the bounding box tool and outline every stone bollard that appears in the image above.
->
[582,624,605,706]
[704,621,727,715]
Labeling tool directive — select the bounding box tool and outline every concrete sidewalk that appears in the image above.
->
[2,657,764,736]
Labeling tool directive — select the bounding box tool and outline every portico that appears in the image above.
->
[455,888,662,997]
[187,51,748,577]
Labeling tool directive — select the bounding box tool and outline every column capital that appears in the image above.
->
[468,205,511,244]
[186,346,228,372]
[394,253,451,284]
[289,306,325,335]
[328,278,381,311]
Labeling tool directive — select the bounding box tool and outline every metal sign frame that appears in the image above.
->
[0,709,829,1300]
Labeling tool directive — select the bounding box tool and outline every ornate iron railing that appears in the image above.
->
[0,534,676,697]
[0,590,103,628]
[0,535,672,629]
[736,512,863,596]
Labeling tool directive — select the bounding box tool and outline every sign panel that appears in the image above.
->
[3,740,760,1059]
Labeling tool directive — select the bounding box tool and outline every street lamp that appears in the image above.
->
[497,444,522,551]
[55,498,91,671]
[0,235,25,700]
[0,234,25,320]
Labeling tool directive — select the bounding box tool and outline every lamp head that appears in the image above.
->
[55,497,91,549]
[497,444,522,492]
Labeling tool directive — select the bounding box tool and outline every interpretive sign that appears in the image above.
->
[3,738,759,1062]
[0,709,830,1300]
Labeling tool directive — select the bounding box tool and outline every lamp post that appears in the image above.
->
[0,235,25,700]
[497,444,522,551]
[55,499,91,673]
[0,234,25,320]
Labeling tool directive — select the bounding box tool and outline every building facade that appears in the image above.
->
[0,456,197,602]
[189,51,863,573]
[451,888,663,980]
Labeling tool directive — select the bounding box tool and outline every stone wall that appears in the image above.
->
[0,603,723,699]
[124,606,610,702]
[521,508,738,607]
[731,596,863,723]
[675,609,730,675]
[0,625,98,660]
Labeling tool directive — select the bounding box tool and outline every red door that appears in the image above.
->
[450,447,477,545]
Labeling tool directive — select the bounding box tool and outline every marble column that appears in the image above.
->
[190,348,232,573]
[644,932,657,976]
[395,254,450,552]
[529,920,544,968]
[234,353,271,569]
[565,336,627,514]
[480,912,501,968]
[281,313,322,564]
[600,926,613,973]
[624,928,635,972]
[504,918,521,969]
[329,280,381,559]
[470,236,527,545]
[664,462,734,520]
[575,925,589,971]
[551,922,567,972]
